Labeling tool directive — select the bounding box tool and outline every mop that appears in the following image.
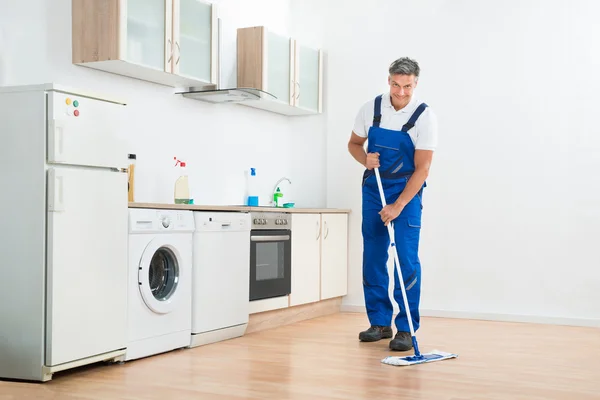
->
[373,167,458,367]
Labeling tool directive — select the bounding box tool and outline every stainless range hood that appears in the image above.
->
[176,18,277,104]
[179,87,276,103]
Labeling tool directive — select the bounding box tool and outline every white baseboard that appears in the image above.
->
[340,305,600,328]
[341,305,367,313]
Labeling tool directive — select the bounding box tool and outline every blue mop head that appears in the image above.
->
[381,350,458,366]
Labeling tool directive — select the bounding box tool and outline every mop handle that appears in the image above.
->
[373,168,417,340]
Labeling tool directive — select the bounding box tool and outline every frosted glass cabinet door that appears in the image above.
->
[125,0,170,71]
[266,32,292,104]
[297,44,321,112]
[175,0,213,82]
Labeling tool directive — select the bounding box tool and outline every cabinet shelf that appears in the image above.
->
[127,16,162,31]
[180,33,210,46]
[236,26,323,116]
[72,0,217,89]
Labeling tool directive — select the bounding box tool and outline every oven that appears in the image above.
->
[249,212,291,301]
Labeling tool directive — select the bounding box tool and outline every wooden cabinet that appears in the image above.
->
[72,0,217,89]
[289,213,348,307]
[237,26,323,116]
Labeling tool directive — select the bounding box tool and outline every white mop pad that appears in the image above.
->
[381,350,458,366]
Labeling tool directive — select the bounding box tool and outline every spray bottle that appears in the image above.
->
[246,167,259,206]
[174,156,190,204]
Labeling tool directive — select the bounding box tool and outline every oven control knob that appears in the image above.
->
[275,219,281,225]
[261,219,266,224]
[253,218,259,224]
[284,220,288,225]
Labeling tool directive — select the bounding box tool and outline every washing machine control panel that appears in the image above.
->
[129,209,195,233]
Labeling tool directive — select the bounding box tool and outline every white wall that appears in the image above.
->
[291,0,600,326]
[0,0,326,208]
[2,0,598,326]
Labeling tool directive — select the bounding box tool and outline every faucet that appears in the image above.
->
[271,177,291,206]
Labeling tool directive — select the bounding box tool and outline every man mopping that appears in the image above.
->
[347,57,437,351]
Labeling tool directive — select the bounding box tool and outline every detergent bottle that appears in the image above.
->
[174,157,190,204]
[127,153,136,202]
[273,187,283,207]
[246,167,259,206]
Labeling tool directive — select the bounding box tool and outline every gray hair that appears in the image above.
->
[389,57,420,80]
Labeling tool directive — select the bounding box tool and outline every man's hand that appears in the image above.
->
[365,152,380,170]
[379,203,403,226]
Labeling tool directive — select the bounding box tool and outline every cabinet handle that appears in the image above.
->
[295,82,300,99]
[175,41,181,65]
[167,39,173,63]
[324,221,329,239]
[316,220,321,240]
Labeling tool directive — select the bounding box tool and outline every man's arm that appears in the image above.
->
[348,132,368,167]
[348,132,381,170]
[394,150,433,208]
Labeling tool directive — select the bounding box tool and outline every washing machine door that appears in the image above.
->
[138,238,182,314]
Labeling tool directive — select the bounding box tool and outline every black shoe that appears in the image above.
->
[389,331,413,351]
[359,326,393,342]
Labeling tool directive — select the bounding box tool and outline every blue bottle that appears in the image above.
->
[247,167,259,206]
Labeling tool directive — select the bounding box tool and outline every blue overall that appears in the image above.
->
[361,95,428,333]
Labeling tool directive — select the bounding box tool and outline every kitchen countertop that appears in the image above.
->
[128,202,351,214]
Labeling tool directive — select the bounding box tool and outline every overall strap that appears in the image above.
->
[401,103,428,131]
[372,95,383,128]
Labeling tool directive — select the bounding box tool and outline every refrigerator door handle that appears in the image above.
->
[48,119,65,163]
[48,169,65,212]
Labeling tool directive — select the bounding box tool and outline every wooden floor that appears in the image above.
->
[2,312,600,399]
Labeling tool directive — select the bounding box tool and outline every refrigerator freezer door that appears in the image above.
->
[47,91,126,169]
[45,167,128,366]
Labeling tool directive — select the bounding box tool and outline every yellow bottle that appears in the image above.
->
[174,157,190,204]
[127,154,136,202]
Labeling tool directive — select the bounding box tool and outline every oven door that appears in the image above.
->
[249,229,291,301]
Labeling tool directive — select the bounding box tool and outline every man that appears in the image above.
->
[347,57,438,351]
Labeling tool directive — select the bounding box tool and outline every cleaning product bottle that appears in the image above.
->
[127,153,136,202]
[246,167,259,206]
[273,187,283,207]
[174,157,190,204]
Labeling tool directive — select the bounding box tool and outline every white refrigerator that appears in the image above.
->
[0,84,129,381]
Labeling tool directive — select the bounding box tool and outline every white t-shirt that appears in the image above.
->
[352,93,438,151]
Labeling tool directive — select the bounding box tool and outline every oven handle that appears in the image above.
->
[251,235,290,242]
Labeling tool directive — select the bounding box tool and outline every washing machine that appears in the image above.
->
[126,208,194,361]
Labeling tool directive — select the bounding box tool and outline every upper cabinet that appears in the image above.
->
[72,0,217,89]
[237,26,323,116]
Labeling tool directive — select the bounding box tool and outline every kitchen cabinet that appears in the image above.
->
[236,26,323,116]
[72,0,217,89]
[289,213,348,307]
[289,214,321,306]
[320,213,348,300]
